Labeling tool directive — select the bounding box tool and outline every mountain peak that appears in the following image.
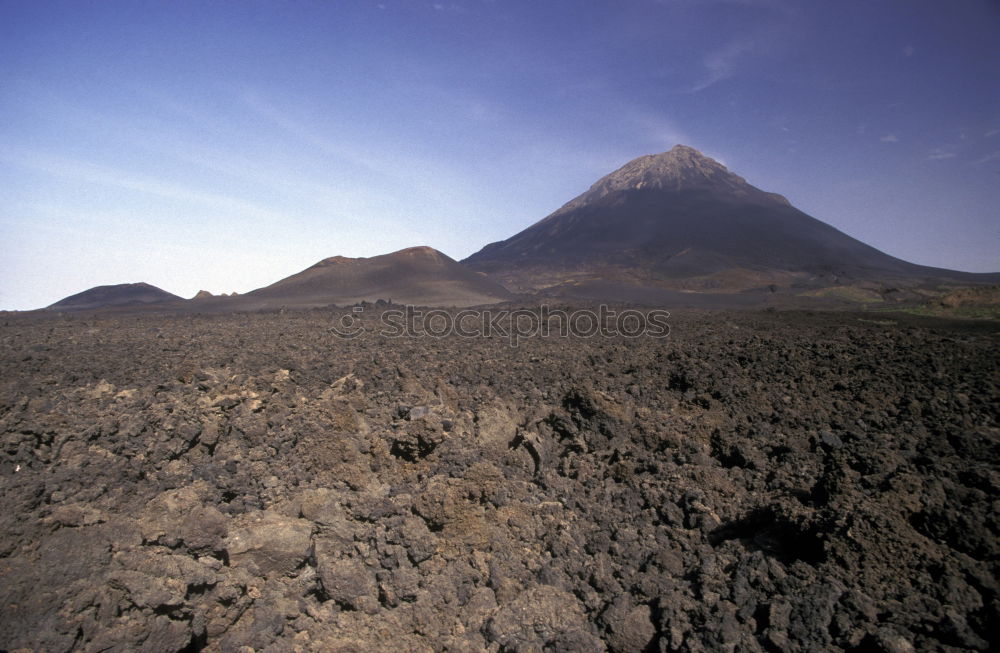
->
[314,255,352,268]
[391,246,447,259]
[552,145,789,213]
[311,247,450,272]
[657,144,727,171]
[662,143,717,162]
[592,145,739,194]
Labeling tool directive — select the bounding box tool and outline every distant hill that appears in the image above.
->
[464,145,1000,297]
[46,282,182,311]
[232,246,514,309]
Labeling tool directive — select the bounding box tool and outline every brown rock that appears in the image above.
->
[225,511,313,578]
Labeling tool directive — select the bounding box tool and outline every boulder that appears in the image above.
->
[224,511,313,578]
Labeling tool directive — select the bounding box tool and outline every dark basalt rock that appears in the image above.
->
[0,307,997,651]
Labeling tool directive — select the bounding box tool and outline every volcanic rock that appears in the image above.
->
[224,511,313,578]
[0,307,997,651]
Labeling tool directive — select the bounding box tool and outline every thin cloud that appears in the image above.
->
[880,134,899,143]
[3,92,399,230]
[430,2,466,13]
[239,89,485,223]
[985,128,1000,138]
[689,39,757,92]
[0,148,289,222]
[145,138,401,226]
[683,2,797,94]
[902,45,915,57]
[240,91,382,174]
[973,151,1000,165]
[658,0,790,9]
[927,148,956,161]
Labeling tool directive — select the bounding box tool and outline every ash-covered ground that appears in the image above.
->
[1,308,997,652]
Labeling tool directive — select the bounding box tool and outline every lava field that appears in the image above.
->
[1,307,997,652]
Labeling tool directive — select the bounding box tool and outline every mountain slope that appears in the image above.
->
[464,145,999,294]
[236,246,513,309]
[46,282,182,311]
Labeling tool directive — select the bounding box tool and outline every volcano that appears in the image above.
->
[463,145,998,297]
[235,246,513,309]
[46,282,182,311]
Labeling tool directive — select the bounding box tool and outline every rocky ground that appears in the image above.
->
[1,307,997,652]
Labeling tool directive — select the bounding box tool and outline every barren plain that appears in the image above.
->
[1,307,997,652]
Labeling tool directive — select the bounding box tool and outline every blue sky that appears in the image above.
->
[1,0,998,309]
